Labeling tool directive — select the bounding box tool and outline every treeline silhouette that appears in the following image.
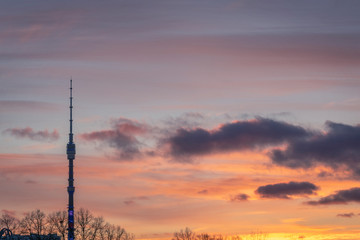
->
[172,228,269,240]
[0,209,134,240]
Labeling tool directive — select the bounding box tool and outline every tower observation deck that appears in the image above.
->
[66,79,76,240]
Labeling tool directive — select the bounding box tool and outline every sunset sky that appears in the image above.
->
[1,1,360,239]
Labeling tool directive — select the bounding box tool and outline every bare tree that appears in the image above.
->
[100,223,129,240]
[195,233,227,240]
[19,213,32,235]
[173,228,196,240]
[0,212,19,234]
[102,223,116,240]
[20,209,47,235]
[122,232,135,240]
[32,209,47,235]
[174,229,244,240]
[2,208,133,240]
[197,233,210,240]
[47,211,67,240]
[76,208,94,240]
[89,216,104,240]
[114,225,126,240]
[212,235,226,240]
[228,236,243,240]
[243,231,268,240]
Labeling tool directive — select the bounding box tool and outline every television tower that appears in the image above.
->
[67,79,76,240]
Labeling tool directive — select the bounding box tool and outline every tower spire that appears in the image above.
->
[67,79,76,240]
[69,78,73,143]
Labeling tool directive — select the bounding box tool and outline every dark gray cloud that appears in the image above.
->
[306,187,360,205]
[230,193,249,202]
[270,121,360,176]
[165,118,310,160]
[80,118,149,160]
[256,181,319,199]
[3,127,59,142]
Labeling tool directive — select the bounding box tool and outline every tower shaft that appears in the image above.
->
[67,79,76,240]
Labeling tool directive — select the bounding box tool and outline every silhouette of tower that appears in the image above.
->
[67,79,76,240]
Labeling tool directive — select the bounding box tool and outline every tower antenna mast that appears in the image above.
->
[67,79,76,240]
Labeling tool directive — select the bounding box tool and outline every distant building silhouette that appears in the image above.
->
[1,228,60,240]
[1,234,60,240]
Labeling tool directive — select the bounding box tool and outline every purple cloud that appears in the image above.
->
[3,127,59,142]
[256,181,319,199]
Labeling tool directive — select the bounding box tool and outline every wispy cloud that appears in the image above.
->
[80,118,150,160]
[256,181,319,199]
[230,193,249,202]
[336,213,356,218]
[3,127,59,142]
[123,196,149,206]
[162,112,204,130]
[197,189,208,195]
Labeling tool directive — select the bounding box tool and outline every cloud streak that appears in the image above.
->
[336,213,356,218]
[256,181,319,199]
[3,127,59,142]
[0,100,60,112]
